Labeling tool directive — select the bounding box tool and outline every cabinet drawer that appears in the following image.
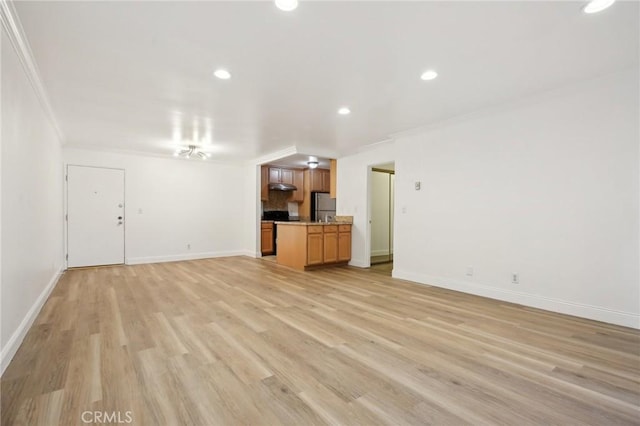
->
[324,225,338,233]
[338,225,351,232]
[308,226,323,234]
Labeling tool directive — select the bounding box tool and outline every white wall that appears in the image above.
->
[63,149,248,264]
[1,29,64,372]
[337,142,396,267]
[338,69,639,328]
[243,163,260,258]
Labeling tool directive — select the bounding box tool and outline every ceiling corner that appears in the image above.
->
[0,0,64,142]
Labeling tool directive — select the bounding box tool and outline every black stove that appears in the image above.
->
[262,211,290,255]
[263,211,289,221]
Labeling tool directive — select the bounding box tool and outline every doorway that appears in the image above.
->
[370,163,395,271]
[66,165,125,267]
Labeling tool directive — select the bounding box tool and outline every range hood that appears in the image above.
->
[269,182,297,191]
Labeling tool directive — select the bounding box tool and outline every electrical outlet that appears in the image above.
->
[511,273,519,284]
[466,266,474,277]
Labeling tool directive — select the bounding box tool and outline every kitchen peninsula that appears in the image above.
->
[275,221,352,270]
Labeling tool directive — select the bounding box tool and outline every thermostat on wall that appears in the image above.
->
[415,181,421,190]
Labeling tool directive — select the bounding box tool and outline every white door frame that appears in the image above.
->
[366,162,396,269]
[64,164,126,268]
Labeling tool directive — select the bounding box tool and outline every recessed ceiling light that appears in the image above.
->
[213,69,231,80]
[583,0,615,13]
[420,70,438,81]
[275,0,298,12]
[338,107,351,115]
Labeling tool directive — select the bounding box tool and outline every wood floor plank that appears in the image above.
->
[2,257,638,425]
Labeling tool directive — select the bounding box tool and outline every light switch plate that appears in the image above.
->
[415,181,421,190]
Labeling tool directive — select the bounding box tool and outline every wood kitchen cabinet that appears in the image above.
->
[307,227,324,265]
[276,223,351,270]
[261,222,274,255]
[261,166,269,201]
[289,169,304,202]
[338,225,352,261]
[269,167,294,185]
[263,165,304,202]
[323,225,338,263]
[309,168,330,192]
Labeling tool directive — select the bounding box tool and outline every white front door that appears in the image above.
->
[67,165,125,267]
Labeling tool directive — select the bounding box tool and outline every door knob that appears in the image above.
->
[118,216,122,220]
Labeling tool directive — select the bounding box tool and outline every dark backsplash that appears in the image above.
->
[263,190,291,211]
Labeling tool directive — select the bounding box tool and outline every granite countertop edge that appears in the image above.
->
[274,221,353,226]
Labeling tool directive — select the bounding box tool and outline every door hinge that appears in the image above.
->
[65,175,68,182]
[66,254,68,260]
[65,214,68,221]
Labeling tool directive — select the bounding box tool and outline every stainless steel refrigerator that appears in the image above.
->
[311,192,336,222]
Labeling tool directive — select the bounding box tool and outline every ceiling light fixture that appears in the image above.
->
[338,107,351,115]
[583,0,615,13]
[213,69,231,80]
[307,156,319,168]
[174,145,211,160]
[420,70,438,81]
[275,0,298,11]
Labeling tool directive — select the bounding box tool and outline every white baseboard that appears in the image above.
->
[392,269,639,329]
[348,259,369,268]
[242,250,260,258]
[126,250,248,265]
[1,266,64,375]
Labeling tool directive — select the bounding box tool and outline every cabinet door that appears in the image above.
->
[307,233,323,265]
[261,166,269,201]
[290,169,304,202]
[338,231,351,261]
[269,167,281,183]
[310,169,323,192]
[322,170,331,193]
[261,227,274,255]
[280,169,294,185]
[323,231,338,263]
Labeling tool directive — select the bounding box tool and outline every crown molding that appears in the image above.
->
[0,0,64,141]
[63,145,246,167]
[249,145,299,166]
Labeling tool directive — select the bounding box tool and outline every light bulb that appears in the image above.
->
[421,70,438,81]
[213,69,231,80]
[584,0,615,13]
[275,0,298,12]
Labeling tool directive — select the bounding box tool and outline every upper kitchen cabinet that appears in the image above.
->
[262,165,305,203]
[261,166,269,201]
[269,167,294,185]
[330,159,337,199]
[289,169,304,202]
[309,168,330,193]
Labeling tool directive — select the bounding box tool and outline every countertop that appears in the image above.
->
[274,221,352,226]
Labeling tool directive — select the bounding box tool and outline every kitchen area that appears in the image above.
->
[260,156,353,270]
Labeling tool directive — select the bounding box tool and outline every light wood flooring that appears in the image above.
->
[2,257,639,425]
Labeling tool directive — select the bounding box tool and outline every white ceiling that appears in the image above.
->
[14,1,639,162]
[269,153,331,169]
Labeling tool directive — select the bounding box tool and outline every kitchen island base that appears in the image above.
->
[276,222,351,271]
